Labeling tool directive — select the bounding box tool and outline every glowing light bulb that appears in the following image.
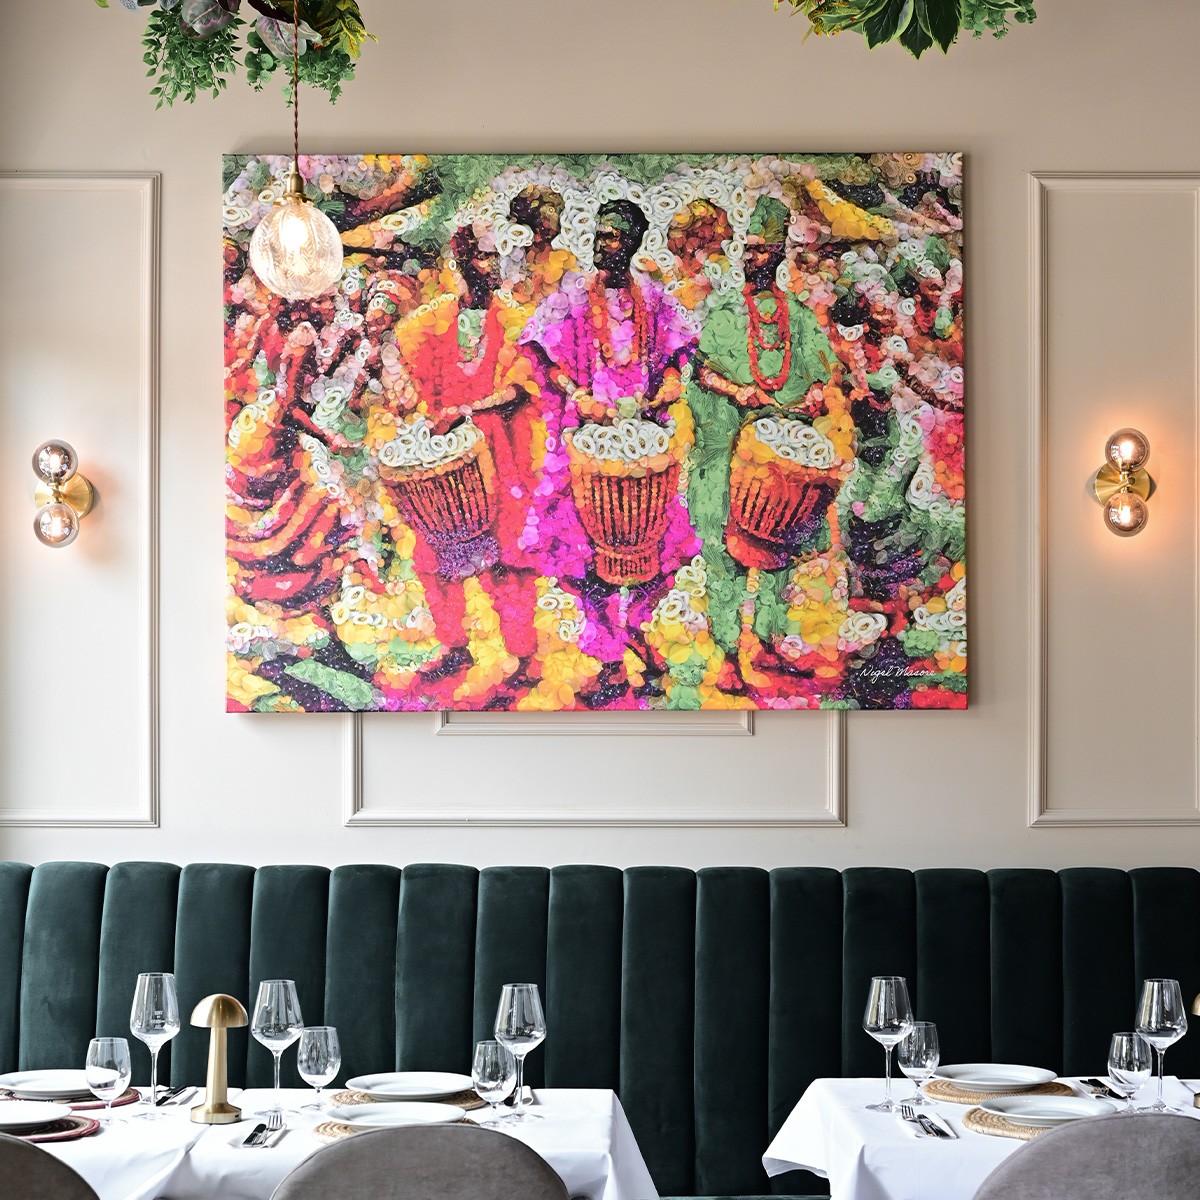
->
[1104,490,1148,537]
[32,440,78,486]
[249,193,343,301]
[1104,427,1150,473]
[33,502,79,548]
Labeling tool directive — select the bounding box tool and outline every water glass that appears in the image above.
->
[1108,1031,1152,1113]
[897,1020,939,1106]
[472,1039,516,1126]
[130,972,180,1118]
[1134,978,1188,1111]
[296,1026,341,1111]
[251,979,304,1116]
[862,976,914,1112]
[86,1036,132,1123]
[494,983,546,1121]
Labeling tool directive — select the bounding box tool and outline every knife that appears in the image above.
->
[241,1123,267,1147]
[156,1086,187,1106]
[1082,1077,1122,1100]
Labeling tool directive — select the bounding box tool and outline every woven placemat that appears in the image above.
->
[314,1116,474,1143]
[70,1087,142,1111]
[962,1105,1049,1141]
[925,1078,1073,1105]
[18,1115,102,1144]
[329,1089,485,1111]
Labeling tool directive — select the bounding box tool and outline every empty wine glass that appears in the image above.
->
[897,1020,939,1107]
[472,1039,516,1127]
[296,1026,341,1111]
[251,979,304,1116]
[130,972,180,1118]
[86,1037,132,1123]
[1135,978,1188,1111]
[1108,1031,1152,1114]
[863,976,914,1112]
[494,983,546,1121]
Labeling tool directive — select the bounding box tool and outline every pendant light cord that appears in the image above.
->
[292,0,300,170]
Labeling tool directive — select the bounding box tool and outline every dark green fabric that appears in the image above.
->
[396,864,477,1073]
[472,867,549,1086]
[173,864,255,1087]
[988,869,1061,1070]
[96,862,180,1086]
[621,867,696,1198]
[247,866,329,1087]
[0,863,32,1075]
[841,868,917,1076]
[545,865,622,1089]
[695,868,770,1196]
[19,863,107,1070]
[325,865,400,1085]
[768,869,842,1197]
[1060,868,1132,1076]
[915,869,990,1063]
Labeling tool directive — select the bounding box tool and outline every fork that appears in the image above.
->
[899,1103,941,1136]
[252,1108,284,1146]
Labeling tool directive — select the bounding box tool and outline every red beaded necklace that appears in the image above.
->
[744,283,792,393]
[589,277,649,374]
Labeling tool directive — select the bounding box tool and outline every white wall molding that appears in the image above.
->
[1028,171,1200,827]
[342,709,846,827]
[0,172,161,827]
[436,710,755,736]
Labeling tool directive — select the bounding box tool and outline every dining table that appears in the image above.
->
[38,1087,659,1200]
[762,1076,1200,1200]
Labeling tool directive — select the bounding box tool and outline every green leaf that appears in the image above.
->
[864,0,912,46]
[915,0,961,51]
[899,10,935,55]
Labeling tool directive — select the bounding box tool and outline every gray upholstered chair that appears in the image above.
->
[0,1132,100,1200]
[270,1122,570,1200]
[972,1113,1200,1199]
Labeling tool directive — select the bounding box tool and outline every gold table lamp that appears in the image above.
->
[190,993,248,1124]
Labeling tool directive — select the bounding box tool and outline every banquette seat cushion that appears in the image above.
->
[1,862,1198,1198]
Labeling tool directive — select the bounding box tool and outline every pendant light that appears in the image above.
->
[249,0,343,299]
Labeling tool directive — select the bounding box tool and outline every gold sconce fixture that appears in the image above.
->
[32,440,94,548]
[1091,427,1152,537]
[190,993,248,1125]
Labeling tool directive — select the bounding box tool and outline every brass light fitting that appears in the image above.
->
[32,440,94,548]
[1091,427,1152,537]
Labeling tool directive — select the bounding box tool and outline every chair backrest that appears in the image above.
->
[972,1113,1200,1200]
[269,1123,570,1200]
[0,1131,101,1200]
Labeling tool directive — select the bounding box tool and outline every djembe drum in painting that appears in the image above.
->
[725,417,842,570]
[564,420,680,586]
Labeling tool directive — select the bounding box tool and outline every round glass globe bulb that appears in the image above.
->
[1103,490,1148,537]
[33,502,80,548]
[249,196,343,300]
[1104,427,1149,473]
[32,440,78,486]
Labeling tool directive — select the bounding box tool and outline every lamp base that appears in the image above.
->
[191,1100,242,1125]
[1092,464,1151,505]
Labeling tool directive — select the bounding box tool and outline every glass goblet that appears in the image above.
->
[251,979,303,1116]
[472,1039,516,1127]
[1107,1031,1152,1114]
[296,1026,341,1111]
[1134,978,1187,1112]
[494,983,546,1121]
[897,1020,939,1107]
[86,1036,132,1123]
[862,976,914,1112]
[130,972,180,1118]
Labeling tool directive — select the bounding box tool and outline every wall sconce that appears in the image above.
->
[1091,427,1152,537]
[32,440,94,548]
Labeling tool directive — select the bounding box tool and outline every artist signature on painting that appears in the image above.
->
[857,664,930,683]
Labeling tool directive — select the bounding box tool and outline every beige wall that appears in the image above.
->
[1,0,1198,868]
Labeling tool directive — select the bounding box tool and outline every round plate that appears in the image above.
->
[344,1072,473,1100]
[0,1071,93,1100]
[0,1101,74,1130]
[326,1102,466,1129]
[981,1096,1115,1126]
[934,1063,1058,1092]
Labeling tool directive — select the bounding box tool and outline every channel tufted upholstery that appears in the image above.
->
[3,862,1199,1198]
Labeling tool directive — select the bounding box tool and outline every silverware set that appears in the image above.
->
[241,1108,285,1147]
[899,1103,954,1138]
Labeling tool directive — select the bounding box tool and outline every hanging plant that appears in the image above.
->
[94,0,375,106]
[776,0,1037,57]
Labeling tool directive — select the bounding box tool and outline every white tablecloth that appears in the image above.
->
[763,1076,1200,1200]
[42,1088,658,1200]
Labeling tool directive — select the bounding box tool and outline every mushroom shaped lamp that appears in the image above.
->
[190,993,248,1124]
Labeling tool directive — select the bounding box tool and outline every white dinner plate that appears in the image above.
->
[0,1070,93,1100]
[933,1063,1058,1092]
[0,1100,74,1130]
[981,1095,1115,1126]
[326,1102,466,1129]
[344,1072,472,1100]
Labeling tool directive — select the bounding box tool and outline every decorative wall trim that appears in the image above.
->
[0,172,161,827]
[342,709,846,827]
[436,710,754,736]
[1028,172,1200,827]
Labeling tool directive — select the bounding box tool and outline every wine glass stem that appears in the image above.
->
[1156,1047,1165,1105]
[273,1050,283,1112]
[883,1045,893,1105]
[149,1047,159,1107]
[514,1053,526,1114]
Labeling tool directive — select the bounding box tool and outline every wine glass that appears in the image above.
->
[494,983,546,1121]
[86,1037,132,1123]
[472,1039,516,1127]
[897,1020,939,1107]
[296,1026,341,1111]
[862,976,914,1112]
[129,972,180,1118]
[1134,978,1188,1111]
[1107,1031,1152,1114]
[251,979,304,1116]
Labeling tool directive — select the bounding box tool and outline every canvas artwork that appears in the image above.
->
[223,152,966,713]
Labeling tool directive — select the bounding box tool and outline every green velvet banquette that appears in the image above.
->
[2,862,1198,1198]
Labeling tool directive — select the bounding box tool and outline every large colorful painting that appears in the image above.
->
[223,153,966,712]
